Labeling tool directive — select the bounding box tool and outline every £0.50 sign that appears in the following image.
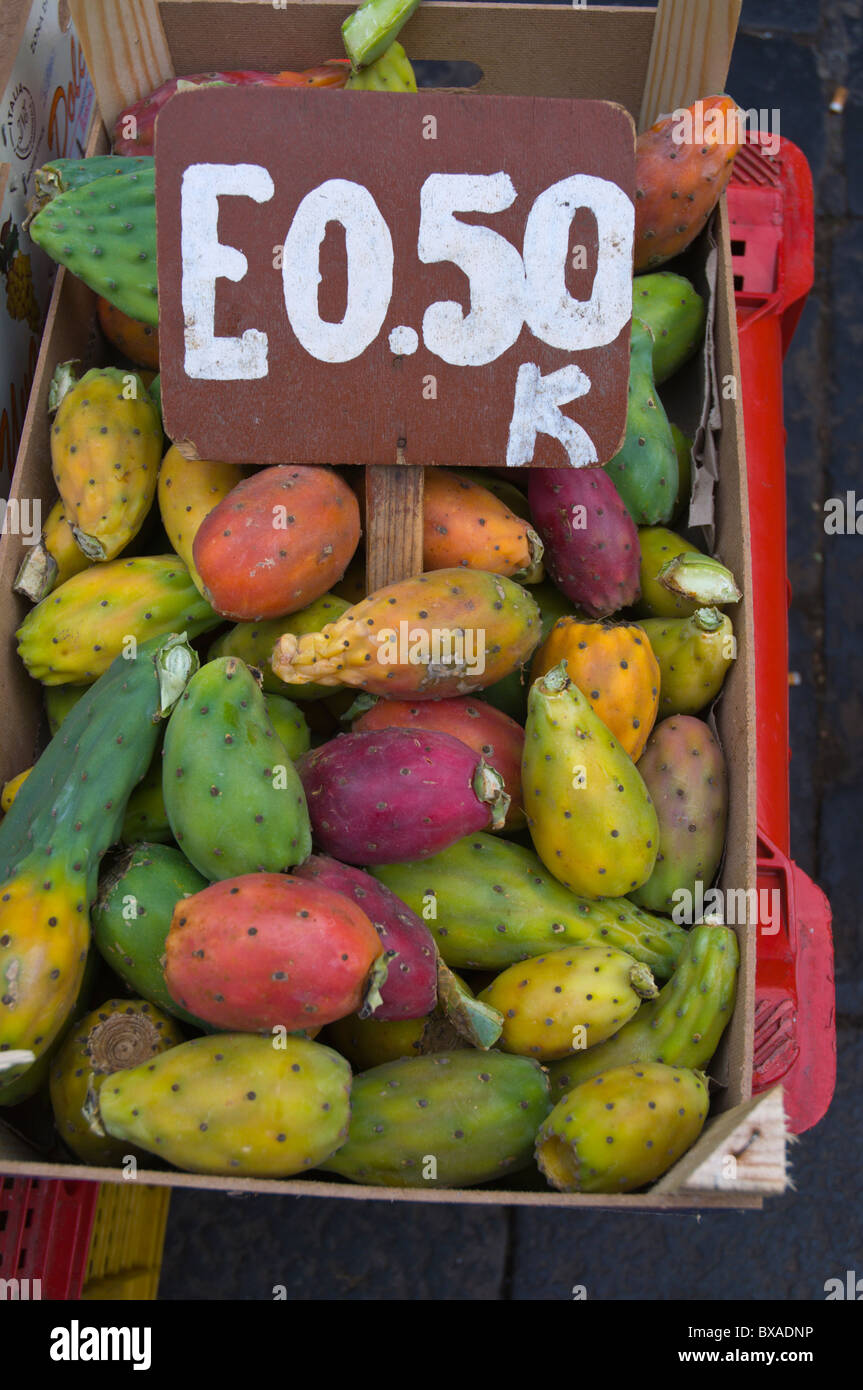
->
[156,88,635,468]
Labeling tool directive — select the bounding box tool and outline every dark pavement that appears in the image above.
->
[159,0,863,1300]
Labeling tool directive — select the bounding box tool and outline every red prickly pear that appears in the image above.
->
[351,695,526,829]
[634,96,744,273]
[528,468,641,618]
[423,468,543,579]
[292,855,437,1020]
[165,873,386,1032]
[193,465,361,621]
[272,568,542,699]
[298,728,510,864]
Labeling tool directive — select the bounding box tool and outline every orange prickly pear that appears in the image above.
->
[14,497,93,603]
[638,607,735,716]
[536,1061,709,1192]
[523,662,659,898]
[634,95,744,273]
[272,569,542,699]
[422,468,542,579]
[96,295,159,369]
[157,447,248,597]
[531,618,660,761]
[49,362,162,561]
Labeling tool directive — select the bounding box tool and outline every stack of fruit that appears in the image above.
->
[0,0,747,1196]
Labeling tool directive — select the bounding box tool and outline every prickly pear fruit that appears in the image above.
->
[342,0,419,68]
[0,946,98,1108]
[635,96,743,273]
[97,1033,352,1177]
[263,694,311,760]
[629,717,728,913]
[423,468,542,579]
[527,468,640,617]
[193,466,361,621]
[656,552,741,609]
[0,634,196,1096]
[298,728,509,864]
[162,657,311,880]
[17,556,220,685]
[372,833,686,979]
[272,569,542,699]
[321,1050,551,1188]
[49,363,162,561]
[604,320,679,526]
[164,873,385,1032]
[113,69,347,157]
[478,944,658,1061]
[324,1013,427,1069]
[1,769,31,814]
[292,855,436,1020]
[524,663,660,898]
[346,40,417,91]
[530,618,660,761]
[29,166,158,324]
[157,448,248,596]
[50,999,184,1164]
[638,607,735,716]
[351,695,525,829]
[14,497,93,603]
[97,295,159,369]
[44,683,89,736]
[536,1061,709,1192]
[120,749,172,845]
[632,272,706,383]
[546,923,739,1098]
[92,845,211,1025]
[209,592,351,699]
[636,527,703,618]
[322,963,492,1067]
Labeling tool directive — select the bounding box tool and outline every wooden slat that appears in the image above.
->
[639,0,742,131]
[655,1088,788,1195]
[68,0,174,129]
[365,467,424,590]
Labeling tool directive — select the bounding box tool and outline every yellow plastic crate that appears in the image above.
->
[81,1184,171,1300]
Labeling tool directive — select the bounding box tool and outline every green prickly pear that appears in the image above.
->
[372,833,686,979]
[536,1061,709,1192]
[478,944,657,1061]
[636,527,704,618]
[17,556,221,686]
[44,683,89,735]
[162,657,312,880]
[546,923,739,1099]
[50,999,184,1164]
[97,1033,352,1176]
[28,166,158,324]
[120,747,172,845]
[92,844,212,1026]
[263,694,310,760]
[0,635,197,1097]
[630,716,728,914]
[631,272,706,384]
[523,663,659,899]
[638,607,735,716]
[604,319,679,526]
[320,1050,551,1188]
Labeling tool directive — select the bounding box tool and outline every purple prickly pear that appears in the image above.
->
[297,728,509,864]
[629,716,728,914]
[527,468,641,618]
[292,855,437,1020]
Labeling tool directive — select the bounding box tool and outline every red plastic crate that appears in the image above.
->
[0,1177,99,1300]
[729,133,836,1135]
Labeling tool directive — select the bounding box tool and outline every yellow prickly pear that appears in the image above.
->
[535,1061,709,1192]
[157,447,248,597]
[638,607,735,716]
[49,362,162,561]
[478,944,658,1061]
[14,497,94,603]
[523,662,659,898]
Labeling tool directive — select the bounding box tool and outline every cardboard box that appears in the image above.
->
[0,0,778,1208]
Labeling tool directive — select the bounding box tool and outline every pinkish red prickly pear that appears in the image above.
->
[528,468,641,618]
[297,728,510,864]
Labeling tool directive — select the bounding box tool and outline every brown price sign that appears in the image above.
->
[156,88,635,468]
